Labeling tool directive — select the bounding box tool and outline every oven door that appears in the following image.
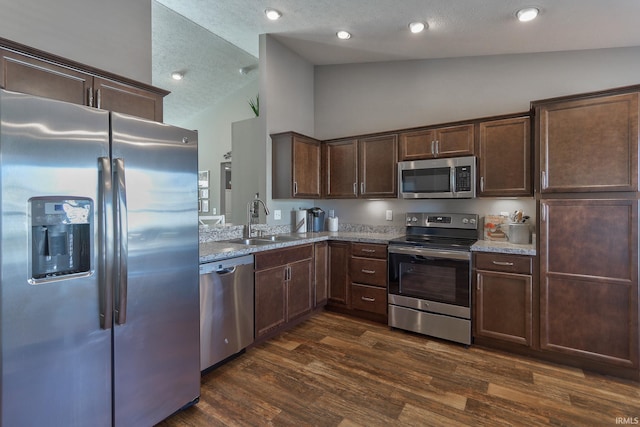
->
[388,246,471,318]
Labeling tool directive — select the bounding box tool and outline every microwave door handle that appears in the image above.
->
[450,167,456,196]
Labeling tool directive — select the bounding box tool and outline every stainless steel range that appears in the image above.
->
[388,212,478,345]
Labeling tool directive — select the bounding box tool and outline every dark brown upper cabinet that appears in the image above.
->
[535,91,639,193]
[478,116,532,197]
[272,132,322,199]
[323,134,397,198]
[0,40,167,122]
[399,123,474,161]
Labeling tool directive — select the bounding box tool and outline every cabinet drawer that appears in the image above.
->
[350,257,387,287]
[351,284,387,315]
[474,253,532,274]
[255,244,313,271]
[351,243,387,259]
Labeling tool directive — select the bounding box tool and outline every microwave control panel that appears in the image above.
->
[455,166,472,192]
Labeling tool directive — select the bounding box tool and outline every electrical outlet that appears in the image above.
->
[273,209,281,220]
[212,208,216,215]
[385,210,393,221]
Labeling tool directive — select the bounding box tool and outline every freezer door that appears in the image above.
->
[0,90,112,426]
[110,112,200,426]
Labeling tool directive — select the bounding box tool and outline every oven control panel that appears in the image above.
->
[405,212,478,229]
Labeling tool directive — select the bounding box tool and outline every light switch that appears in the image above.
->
[386,210,393,221]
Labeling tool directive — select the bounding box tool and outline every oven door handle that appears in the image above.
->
[388,245,471,261]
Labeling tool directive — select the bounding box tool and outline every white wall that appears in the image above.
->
[176,77,259,220]
[311,46,640,227]
[0,0,152,83]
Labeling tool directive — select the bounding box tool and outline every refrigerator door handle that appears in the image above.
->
[98,157,114,330]
[114,158,129,325]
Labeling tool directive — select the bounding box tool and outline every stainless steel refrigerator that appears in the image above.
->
[0,89,200,426]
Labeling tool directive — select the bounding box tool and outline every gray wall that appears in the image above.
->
[178,77,259,221]
[308,46,640,227]
[259,35,318,226]
[0,0,152,83]
[314,46,640,139]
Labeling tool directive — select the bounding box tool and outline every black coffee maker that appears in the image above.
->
[307,207,325,232]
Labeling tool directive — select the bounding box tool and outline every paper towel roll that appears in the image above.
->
[327,216,339,232]
[294,210,307,233]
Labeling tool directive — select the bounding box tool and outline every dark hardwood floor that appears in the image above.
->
[159,311,640,426]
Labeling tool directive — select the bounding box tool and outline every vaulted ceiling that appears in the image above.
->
[152,0,640,123]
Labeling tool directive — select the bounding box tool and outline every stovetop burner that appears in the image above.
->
[390,212,479,251]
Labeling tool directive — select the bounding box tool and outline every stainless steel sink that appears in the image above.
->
[225,235,302,245]
[259,235,301,242]
[225,238,273,245]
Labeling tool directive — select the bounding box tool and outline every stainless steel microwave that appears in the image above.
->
[398,156,476,199]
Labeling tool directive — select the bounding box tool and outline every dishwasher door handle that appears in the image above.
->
[215,266,237,275]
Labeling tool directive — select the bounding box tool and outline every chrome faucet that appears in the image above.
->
[245,197,270,238]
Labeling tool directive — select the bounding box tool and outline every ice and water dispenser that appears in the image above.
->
[30,198,92,283]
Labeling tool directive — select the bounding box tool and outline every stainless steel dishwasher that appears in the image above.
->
[199,254,254,371]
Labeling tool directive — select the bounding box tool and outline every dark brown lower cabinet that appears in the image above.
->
[314,242,328,307]
[539,198,638,373]
[474,253,533,347]
[327,241,350,308]
[254,245,313,339]
[327,241,388,323]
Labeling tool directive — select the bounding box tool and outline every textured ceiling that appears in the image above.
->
[152,0,640,123]
[152,1,258,125]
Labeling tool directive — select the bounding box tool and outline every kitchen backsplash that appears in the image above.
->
[199,223,406,243]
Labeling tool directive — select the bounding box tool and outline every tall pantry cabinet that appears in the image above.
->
[533,87,639,379]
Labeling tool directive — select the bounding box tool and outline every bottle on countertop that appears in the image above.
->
[327,209,339,232]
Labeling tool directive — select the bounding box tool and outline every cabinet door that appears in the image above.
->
[359,134,397,198]
[287,260,313,321]
[434,124,474,157]
[255,266,286,338]
[0,48,90,105]
[478,116,531,197]
[94,77,164,122]
[292,135,321,198]
[539,199,638,368]
[398,129,435,160]
[475,269,532,346]
[328,242,350,307]
[314,242,328,307]
[324,139,357,198]
[538,92,639,193]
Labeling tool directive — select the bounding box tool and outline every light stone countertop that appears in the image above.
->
[199,231,537,263]
[470,239,536,256]
[199,231,403,264]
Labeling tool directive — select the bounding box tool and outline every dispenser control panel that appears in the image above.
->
[29,197,93,283]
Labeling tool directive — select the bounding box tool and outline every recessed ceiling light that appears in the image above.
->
[265,8,282,20]
[171,71,184,81]
[408,22,427,34]
[239,65,257,75]
[516,7,539,22]
[336,30,352,40]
